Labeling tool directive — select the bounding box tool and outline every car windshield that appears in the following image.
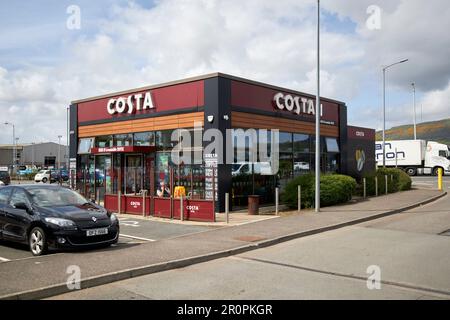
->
[26,187,89,207]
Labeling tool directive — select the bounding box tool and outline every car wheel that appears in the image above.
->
[42,177,48,183]
[29,227,48,256]
[405,167,417,176]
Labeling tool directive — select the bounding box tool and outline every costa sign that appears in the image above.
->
[107,91,154,115]
[273,93,323,116]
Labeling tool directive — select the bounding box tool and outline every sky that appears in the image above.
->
[0,0,449,145]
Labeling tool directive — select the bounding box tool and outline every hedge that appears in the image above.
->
[357,168,412,196]
[281,174,357,209]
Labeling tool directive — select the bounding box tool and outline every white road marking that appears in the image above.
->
[120,234,156,242]
[0,256,10,262]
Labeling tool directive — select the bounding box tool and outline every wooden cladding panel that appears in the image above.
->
[79,112,204,137]
[232,112,339,137]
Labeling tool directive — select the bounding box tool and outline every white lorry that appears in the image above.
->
[375,140,450,176]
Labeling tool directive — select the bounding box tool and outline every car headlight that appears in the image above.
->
[110,213,118,224]
[44,217,77,229]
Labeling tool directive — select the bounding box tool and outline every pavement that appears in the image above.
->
[0,188,446,300]
[49,193,450,300]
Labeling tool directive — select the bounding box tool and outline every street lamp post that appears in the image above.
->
[315,0,321,213]
[382,59,409,167]
[4,122,15,173]
[58,135,62,170]
[412,82,417,140]
[31,142,35,168]
[66,107,70,170]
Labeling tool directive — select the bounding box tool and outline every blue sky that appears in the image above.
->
[0,0,448,144]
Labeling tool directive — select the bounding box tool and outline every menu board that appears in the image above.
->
[204,153,218,201]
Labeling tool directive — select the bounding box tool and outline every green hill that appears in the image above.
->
[375,118,450,145]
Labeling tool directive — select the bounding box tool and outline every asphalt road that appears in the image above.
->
[49,194,450,300]
[0,216,215,262]
[411,175,450,190]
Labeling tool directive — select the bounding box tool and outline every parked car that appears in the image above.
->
[0,171,11,186]
[51,170,70,182]
[0,185,119,256]
[294,162,310,171]
[34,170,52,183]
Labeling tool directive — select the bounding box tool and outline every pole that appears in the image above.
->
[180,194,184,222]
[375,176,379,197]
[315,0,321,212]
[438,168,443,191]
[385,175,388,195]
[363,178,367,199]
[298,185,301,212]
[412,82,417,140]
[225,193,229,224]
[67,107,69,170]
[275,187,279,216]
[382,68,386,168]
[58,135,62,170]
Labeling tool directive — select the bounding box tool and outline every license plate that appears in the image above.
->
[86,228,108,237]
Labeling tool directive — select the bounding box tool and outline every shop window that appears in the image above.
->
[95,135,113,148]
[78,138,94,154]
[279,132,293,153]
[293,134,311,153]
[294,153,311,176]
[134,132,155,146]
[325,138,340,153]
[156,130,176,151]
[114,134,133,147]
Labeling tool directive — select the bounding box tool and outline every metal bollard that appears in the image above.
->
[385,175,388,195]
[375,177,378,197]
[438,168,443,191]
[142,190,147,217]
[225,193,229,224]
[298,185,302,212]
[363,178,367,199]
[118,191,121,215]
[180,195,184,222]
[275,187,279,216]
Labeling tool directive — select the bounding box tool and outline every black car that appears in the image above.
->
[0,171,10,186]
[0,185,119,256]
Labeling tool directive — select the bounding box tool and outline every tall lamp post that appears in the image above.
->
[412,82,417,140]
[4,122,15,173]
[66,106,70,170]
[315,0,321,213]
[58,135,62,170]
[382,59,409,167]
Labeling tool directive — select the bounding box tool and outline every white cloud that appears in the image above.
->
[0,0,449,145]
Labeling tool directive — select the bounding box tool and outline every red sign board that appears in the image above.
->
[90,146,155,154]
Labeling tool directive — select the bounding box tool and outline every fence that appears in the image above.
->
[79,165,216,223]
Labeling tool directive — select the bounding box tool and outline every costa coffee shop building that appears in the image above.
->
[69,73,375,220]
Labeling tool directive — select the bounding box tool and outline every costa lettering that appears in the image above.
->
[273,92,323,117]
[107,91,154,115]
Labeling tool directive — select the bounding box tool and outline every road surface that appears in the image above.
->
[49,193,450,300]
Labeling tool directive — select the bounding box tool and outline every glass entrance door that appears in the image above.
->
[95,155,112,204]
[125,155,143,194]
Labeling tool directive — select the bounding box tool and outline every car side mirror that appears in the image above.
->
[14,202,33,214]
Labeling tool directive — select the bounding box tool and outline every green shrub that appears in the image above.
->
[281,174,356,209]
[357,168,411,196]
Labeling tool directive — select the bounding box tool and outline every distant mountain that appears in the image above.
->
[376,118,450,145]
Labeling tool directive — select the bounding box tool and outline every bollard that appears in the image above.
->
[298,185,301,212]
[385,175,388,195]
[225,193,229,224]
[180,195,184,221]
[438,168,443,191]
[375,176,378,197]
[142,190,146,217]
[363,178,367,199]
[275,187,279,216]
[118,191,121,215]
